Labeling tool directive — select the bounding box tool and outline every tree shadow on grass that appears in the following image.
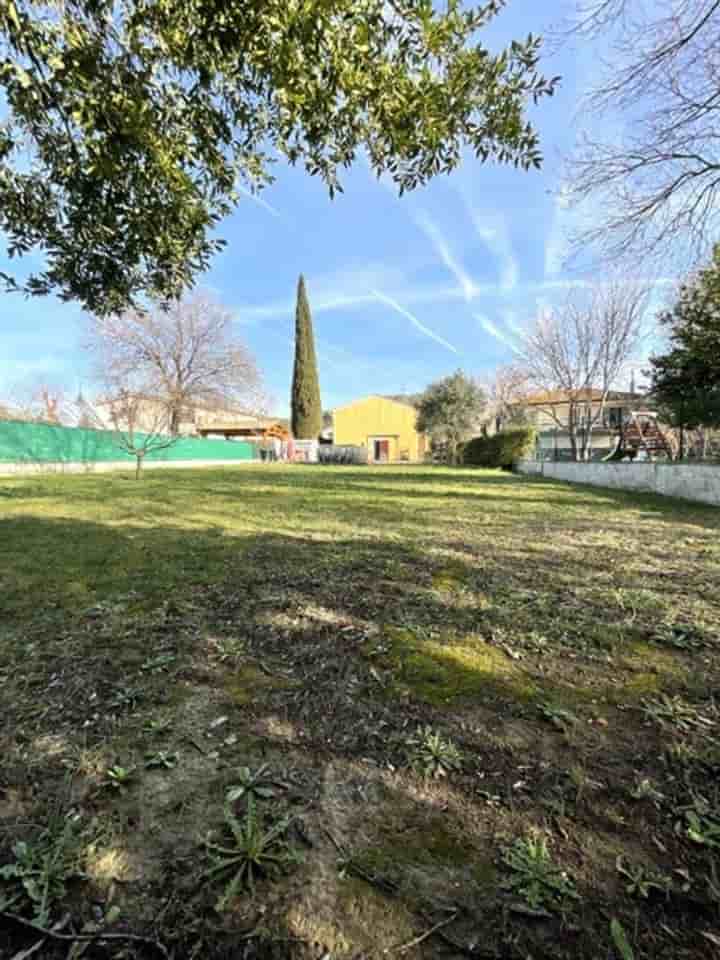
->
[1,515,707,739]
[1,514,718,959]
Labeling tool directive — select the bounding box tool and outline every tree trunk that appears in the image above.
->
[579,403,593,461]
[579,424,593,461]
[568,427,579,462]
[135,455,143,480]
[169,406,180,436]
[567,404,579,461]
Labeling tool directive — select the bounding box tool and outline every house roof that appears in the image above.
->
[380,393,422,408]
[520,389,646,407]
[95,395,286,425]
[331,394,419,414]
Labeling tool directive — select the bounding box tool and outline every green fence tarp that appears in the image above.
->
[0,419,256,464]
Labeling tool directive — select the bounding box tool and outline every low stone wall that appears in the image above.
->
[0,459,258,477]
[514,460,720,507]
[514,459,543,476]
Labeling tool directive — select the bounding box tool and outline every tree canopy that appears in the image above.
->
[417,370,486,464]
[650,246,720,430]
[0,0,558,314]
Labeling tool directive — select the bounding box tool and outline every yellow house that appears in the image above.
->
[332,395,427,463]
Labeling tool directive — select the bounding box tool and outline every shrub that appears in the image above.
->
[462,428,535,468]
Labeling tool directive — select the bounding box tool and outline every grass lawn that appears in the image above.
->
[1,464,719,959]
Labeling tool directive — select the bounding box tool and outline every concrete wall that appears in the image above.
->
[0,459,258,477]
[515,459,543,476]
[514,460,720,507]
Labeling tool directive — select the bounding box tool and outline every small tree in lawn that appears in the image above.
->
[417,371,486,465]
[291,275,322,439]
[79,390,178,480]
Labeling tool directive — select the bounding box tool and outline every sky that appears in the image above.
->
[0,1,661,416]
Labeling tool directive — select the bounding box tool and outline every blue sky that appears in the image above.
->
[2,1,629,416]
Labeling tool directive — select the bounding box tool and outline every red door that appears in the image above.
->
[374,439,390,462]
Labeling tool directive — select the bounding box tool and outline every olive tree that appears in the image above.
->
[417,370,486,464]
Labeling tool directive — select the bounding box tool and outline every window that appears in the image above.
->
[605,407,625,429]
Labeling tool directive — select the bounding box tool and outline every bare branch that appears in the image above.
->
[517,280,648,459]
[76,389,179,479]
[84,291,266,435]
[558,0,720,269]
[0,379,74,425]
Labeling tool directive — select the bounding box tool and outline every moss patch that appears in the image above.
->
[224,662,296,705]
[380,626,535,707]
[432,559,472,593]
[621,641,685,679]
[352,809,498,910]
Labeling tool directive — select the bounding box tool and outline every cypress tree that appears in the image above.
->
[291,275,322,438]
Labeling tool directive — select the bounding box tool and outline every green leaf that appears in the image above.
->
[6,1,21,30]
[0,0,556,313]
[610,918,635,960]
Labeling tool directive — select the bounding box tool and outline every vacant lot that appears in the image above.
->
[1,465,719,959]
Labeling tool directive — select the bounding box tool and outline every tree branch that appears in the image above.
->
[1,910,170,959]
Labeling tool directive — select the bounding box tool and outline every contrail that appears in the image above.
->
[475,313,520,354]
[237,184,281,219]
[372,289,459,354]
[413,211,477,301]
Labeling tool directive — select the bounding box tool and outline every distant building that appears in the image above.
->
[94,396,289,440]
[193,406,290,441]
[514,389,667,459]
[332,395,428,463]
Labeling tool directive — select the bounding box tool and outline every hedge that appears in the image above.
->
[462,428,536,468]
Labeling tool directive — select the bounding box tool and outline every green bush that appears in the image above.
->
[462,428,535,468]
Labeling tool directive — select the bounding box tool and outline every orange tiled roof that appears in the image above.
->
[521,389,643,406]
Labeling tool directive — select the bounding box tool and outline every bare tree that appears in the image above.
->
[0,380,72,424]
[559,0,720,269]
[31,383,67,423]
[85,292,265,434]
[519,281,648,460]
[78,389,178,480]
[482,365,532,433]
